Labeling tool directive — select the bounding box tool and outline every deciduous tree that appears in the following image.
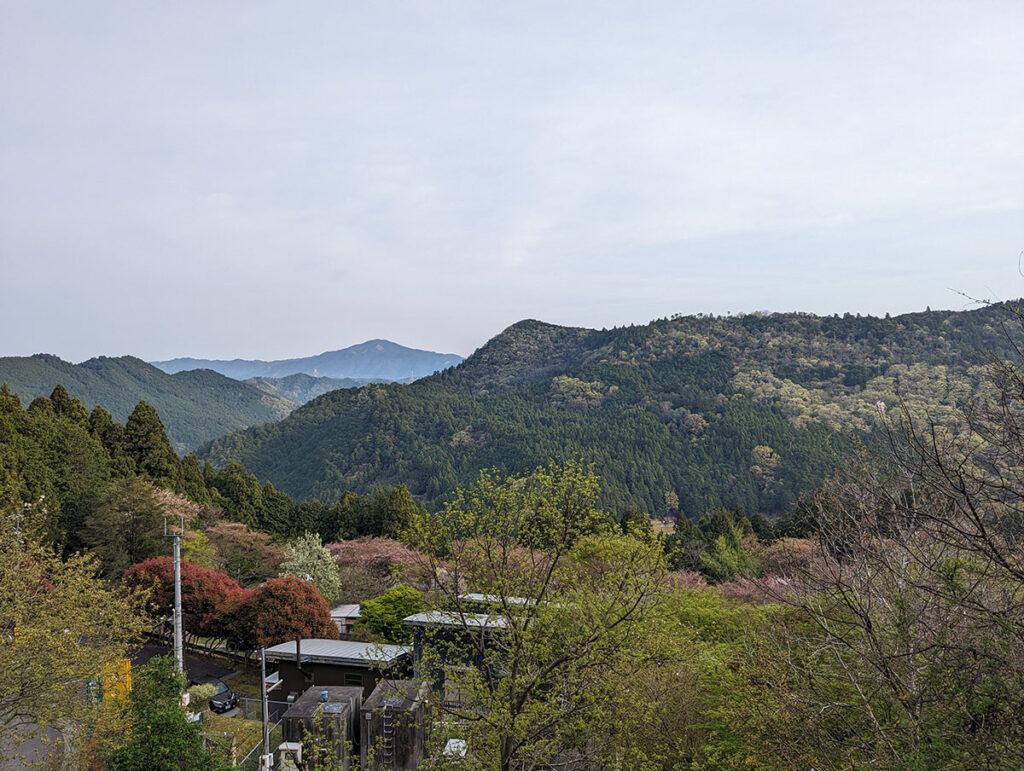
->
[0,501,148,761]
[356,585,425,643]
[82,476,172,576]
[228,575,338,649]
[279,531,343,605]
[125,557,247,641]
[403,459,668,771]
[106,655,229,771]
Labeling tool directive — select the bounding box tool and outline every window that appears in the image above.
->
[344,673,363,687]
[444,666,473,708]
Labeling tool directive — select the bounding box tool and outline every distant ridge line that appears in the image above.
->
[151,339,464,382]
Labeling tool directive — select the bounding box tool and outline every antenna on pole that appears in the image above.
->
[164,515,185,677]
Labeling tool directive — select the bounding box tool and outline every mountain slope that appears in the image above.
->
[200,304,1018,517]
[0,355,294,452]
[246,373,379,404]
[152,339,464,381]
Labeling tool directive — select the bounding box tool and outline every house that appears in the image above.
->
[263,639,412,700]
[402,611,508,706]
[456,593,532,614]
[330,603,361,640]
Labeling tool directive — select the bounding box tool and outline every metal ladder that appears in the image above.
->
[382,704,395,768]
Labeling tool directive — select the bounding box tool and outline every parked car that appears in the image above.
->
[208,680,238,713]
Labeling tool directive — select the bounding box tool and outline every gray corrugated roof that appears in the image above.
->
[403,611,509,629]
[459,593,532,605]
[330,604,362,618]
[264,639,410,667]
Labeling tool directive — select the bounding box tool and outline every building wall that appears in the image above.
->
[274,660,397,700]
[360,681,428,771]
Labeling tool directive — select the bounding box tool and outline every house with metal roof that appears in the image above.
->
[402,611,509,707]
[330,603,362,639]
[263,638,412,700]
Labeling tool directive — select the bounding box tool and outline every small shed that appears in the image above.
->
[360,679,429,771]
[264,639,412,701]
[330,603,361,640]
[281,686,363,771]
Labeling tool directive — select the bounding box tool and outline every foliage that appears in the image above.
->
[0,500,148,761]
[123,557,339,650]
[322,484,426,541]
[752,306,1024,768]
[186,683,218,706]
[327,536,429,594]
[208,463,264,528]
[202,304,1019,517]
[279,531,343,605]
[125,401,182,490]
[204,518,284,586]
[356,585,426,643]
[229,575,338,649]
[125,557,247,641]
[0,382,420,582]
[404,460,669,771]
[180,528,216,569]
[106,655,230,771]
[0,353,293,452]
[81,476,175,576]
[665,506,761,582]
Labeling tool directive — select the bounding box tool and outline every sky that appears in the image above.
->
[2,1,1022,362]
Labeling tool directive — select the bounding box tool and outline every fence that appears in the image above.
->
[237,697,291,723]
[236,721,283,771]
[202,731,239,767]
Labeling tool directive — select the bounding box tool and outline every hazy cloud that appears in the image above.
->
[2,1,1022,360]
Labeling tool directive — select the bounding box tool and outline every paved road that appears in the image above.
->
[5,725,65,770]
[135,643,237,684]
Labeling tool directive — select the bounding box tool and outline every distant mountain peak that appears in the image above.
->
[151,339,464,382]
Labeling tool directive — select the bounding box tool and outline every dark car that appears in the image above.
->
[208,680,238,713]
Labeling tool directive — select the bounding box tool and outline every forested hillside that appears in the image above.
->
[0,354,293,452]
[0,383,423,556]
[202,303,1017,517]
[246,373,378,404]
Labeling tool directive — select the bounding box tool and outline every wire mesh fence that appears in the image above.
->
[236,721,283,771]
[237,697,290,723]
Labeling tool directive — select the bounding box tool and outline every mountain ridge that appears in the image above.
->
[0,354,294,453]
[152,339,464,381]
[245,373,385,404]
[200,303,1022,516]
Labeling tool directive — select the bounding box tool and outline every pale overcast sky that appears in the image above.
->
[2,1,1022,362]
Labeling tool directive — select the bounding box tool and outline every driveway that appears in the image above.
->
[134,643,237,683]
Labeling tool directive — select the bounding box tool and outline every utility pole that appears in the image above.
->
[260,646,273,771]
[164,517,185,676]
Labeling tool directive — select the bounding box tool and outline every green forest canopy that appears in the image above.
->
[201,303,1018,517]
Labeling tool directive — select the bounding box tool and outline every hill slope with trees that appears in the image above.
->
[245,373,379,404]
[0,354,293,452]
[201,303,1018,518]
